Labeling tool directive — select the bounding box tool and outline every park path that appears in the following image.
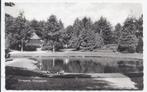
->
[9,50,143,59]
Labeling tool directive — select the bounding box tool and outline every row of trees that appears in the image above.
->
[62,17,111,50]
[28,15,113,51]
[5,3,143,53]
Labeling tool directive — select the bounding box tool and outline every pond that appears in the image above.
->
[36,57,143,74]
[6,56,143,90]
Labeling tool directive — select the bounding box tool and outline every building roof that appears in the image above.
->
[30,32,40,40]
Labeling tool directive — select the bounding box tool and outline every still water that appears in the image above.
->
[32,57,143,74]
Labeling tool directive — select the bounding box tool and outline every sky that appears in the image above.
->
[5,2,142,27]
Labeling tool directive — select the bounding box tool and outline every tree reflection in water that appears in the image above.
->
[38,57,142,74]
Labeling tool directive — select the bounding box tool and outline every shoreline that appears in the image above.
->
[9,51,143,59]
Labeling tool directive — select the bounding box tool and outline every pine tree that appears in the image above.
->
[118,17,138,53]
[136,15,143,53]
[43,15,64,51]
[93,17,112,44]
[113,23,122,44]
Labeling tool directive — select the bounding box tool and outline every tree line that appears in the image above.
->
[5,3,143,53]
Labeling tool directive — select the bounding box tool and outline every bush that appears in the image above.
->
[42,41,63,51]
[117,45,136,53]
[41,45,52,51]
[24,45,37,51]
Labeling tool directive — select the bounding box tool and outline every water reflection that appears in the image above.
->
[36,57,143,74]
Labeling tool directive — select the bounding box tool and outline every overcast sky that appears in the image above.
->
[5,2,142,27]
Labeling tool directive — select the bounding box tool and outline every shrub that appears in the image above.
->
[117,45,136,53]
[24,45,37,51]
[42,41,63,51]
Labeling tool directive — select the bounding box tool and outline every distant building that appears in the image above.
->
[26,32,43,51]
